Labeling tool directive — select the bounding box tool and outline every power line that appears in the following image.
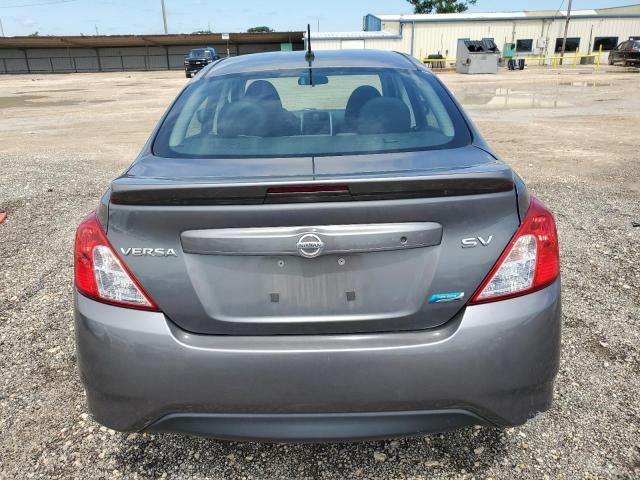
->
[551,0,566,18]
[540,0,565,57]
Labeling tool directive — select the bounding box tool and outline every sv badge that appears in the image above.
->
[461,236,493,248]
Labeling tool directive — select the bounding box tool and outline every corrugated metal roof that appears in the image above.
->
[376,12,529,21]
[526,9,599,16]
[306,31,401,40]
[0,32,304,49]
[596,3,640,13]
[373,4,640,22]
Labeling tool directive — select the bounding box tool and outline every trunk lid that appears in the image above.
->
[106,146,520,335]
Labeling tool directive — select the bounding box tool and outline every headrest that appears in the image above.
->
[245,80,282,108]
[357,97,411,135]
[344,85,382,127]
[217,101,269,137]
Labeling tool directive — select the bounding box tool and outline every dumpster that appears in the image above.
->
[456,38,501,74]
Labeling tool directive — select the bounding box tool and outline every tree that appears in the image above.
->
[247,26,274,33]
[407,0,477,14]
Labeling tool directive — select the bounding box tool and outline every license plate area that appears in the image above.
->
[184,246,439,321]
[259,254,366,309]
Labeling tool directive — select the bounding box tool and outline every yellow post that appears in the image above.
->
[419,48,423,63]
[597,44,603,69]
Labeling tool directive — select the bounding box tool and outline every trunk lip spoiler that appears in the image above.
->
[110,170,515,206]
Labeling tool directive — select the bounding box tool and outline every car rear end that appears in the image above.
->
[628,41,640,64]
[74,51,561,441]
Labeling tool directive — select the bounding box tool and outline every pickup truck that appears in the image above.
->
[184,47,220,78]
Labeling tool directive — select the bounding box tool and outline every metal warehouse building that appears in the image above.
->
[308,4,640,62]
[0,32,303,74]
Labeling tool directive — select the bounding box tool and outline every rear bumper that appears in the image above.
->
[618,53,640,63]
[75,280,561,441]
[150,410,489,441]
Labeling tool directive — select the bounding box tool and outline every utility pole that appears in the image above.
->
[559,0,573,66]
[160,0,168,34]
[0,18,5,37]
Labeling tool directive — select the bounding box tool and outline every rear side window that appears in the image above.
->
[153,67,471,159]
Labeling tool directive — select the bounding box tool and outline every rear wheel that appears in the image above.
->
[608,55,615,65]
[185,72,192,78]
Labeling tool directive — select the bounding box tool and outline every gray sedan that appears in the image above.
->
[74,49,561,441]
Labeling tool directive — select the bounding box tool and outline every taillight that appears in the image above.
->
[469,197,559,304]
[74,212,159,311]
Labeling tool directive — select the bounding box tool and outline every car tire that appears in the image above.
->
[185,72,192,78]
[608,56,615,65]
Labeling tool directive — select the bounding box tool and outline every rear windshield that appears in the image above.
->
[153,67,471,158]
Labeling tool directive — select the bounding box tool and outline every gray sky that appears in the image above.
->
[0,0,633,36]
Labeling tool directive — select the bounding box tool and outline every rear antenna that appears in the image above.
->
[305,24,315,86]
[305,24,315,64]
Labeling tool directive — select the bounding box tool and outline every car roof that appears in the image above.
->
[204,49,422,77]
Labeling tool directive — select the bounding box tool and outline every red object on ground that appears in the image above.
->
[0,211,6,224]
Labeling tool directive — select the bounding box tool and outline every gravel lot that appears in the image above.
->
[1,66,639,479]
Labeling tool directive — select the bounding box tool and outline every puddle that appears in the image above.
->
[14,88,87,94]
[0,95,48,108]
[559,81,611,87]
[0,95,79,108]
[86,99,115,104]
[0,94,114,109]
[459,88,569,109]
